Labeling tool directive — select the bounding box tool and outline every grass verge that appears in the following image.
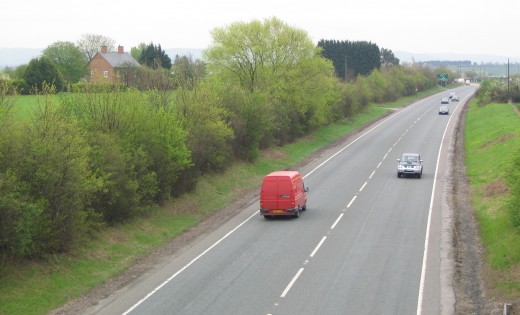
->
[0,88,439,315]
[464,101,520,297]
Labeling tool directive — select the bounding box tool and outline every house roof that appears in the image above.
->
[100,52,140,68]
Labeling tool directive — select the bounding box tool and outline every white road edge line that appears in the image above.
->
[122,211,258,315]
[330,213,344,230]
[281,268,305,298]
[416,94,463,315]
[310,236,327,258]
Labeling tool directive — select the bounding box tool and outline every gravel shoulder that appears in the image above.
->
[54,100,502,315]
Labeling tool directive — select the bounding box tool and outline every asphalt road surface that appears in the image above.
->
[84,85,477,315]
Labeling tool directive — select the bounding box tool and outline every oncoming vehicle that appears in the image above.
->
[439,105,449,115]
[260,171,308,219]
[451,95,459,101]
[441,97,449,104]
[397,153,423,178]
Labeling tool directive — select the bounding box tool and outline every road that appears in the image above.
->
[84,85,477,315]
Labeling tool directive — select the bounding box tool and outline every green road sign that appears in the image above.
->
[437,73,448,79]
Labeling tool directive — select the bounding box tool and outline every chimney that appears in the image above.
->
[101,45,107,53]
[118,45,124,54]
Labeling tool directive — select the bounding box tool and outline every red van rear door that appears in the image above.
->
[261,175,294,210]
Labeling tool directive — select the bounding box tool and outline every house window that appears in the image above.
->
[104,71,109,78]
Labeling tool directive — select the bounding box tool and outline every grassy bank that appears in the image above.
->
[464,101,520,296]
[0,88,439,315]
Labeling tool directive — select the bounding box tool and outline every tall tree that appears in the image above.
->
[138,43,172,70]
[43,41,88,84]
[380,48,400,66]
[172,55,206,89]
[204,17,340,158]
[77,33,116,61]
[131,42,147,60]
[318,39,381,79]
[23,57,64,92]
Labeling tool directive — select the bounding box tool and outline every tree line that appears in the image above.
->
[0,17,437,260]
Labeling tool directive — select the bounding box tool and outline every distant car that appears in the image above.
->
[451,95,459,101]
[397,153,423,178]
[441,97,449,104]
[449,92,456,99]
[439,105,449,115]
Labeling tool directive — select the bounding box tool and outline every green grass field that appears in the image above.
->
[464,101,520,296]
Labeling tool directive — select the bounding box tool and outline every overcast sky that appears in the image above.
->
[2,0,519,59]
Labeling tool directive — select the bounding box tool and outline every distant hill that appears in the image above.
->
[0,47,204,68]
[165,48,204,60]
[395,51,520,64]
[0,48,43,68]
[1,47,518,68]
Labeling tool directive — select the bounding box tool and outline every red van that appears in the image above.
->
[259,171,308,219]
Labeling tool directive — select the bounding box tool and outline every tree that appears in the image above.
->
[380,48,400,67]
[204,17,340,158]
[77,33,116,61]
[43,41,88,84]
[138,43,172,70]
[131,42,147,60]
[318,40,381,79]
[23,57,64,92]
[172,55,206,89]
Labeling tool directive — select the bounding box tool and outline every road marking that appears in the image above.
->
[310,236,327,257]
[347,196,357,208]
[122,211,258,315]
[359,182,368,192]
[416,94,462,315]
[331,213,344,229]
[369,170,376,179]
[281,268,304,298]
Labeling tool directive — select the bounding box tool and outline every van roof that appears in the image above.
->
[265,171,301,178]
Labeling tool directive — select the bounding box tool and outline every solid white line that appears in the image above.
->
[331,213,344,229]
[416,96,460,315]
[281,268,304,298]
[347,196,357,208]
[122,211,258,315]
[359,182,368,192]
[310,236,327,257]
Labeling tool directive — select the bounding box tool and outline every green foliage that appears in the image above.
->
[138,42,172,70]
[23,57,64,93]
[176,82,233,172]
[476,77,520,105]
[172,55,206,89]
[43,41,88,84]
[318,39,382,79]
[380,48,400,66]
[68,82,128,93]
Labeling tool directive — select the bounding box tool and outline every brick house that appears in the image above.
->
[88,45,140,84]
